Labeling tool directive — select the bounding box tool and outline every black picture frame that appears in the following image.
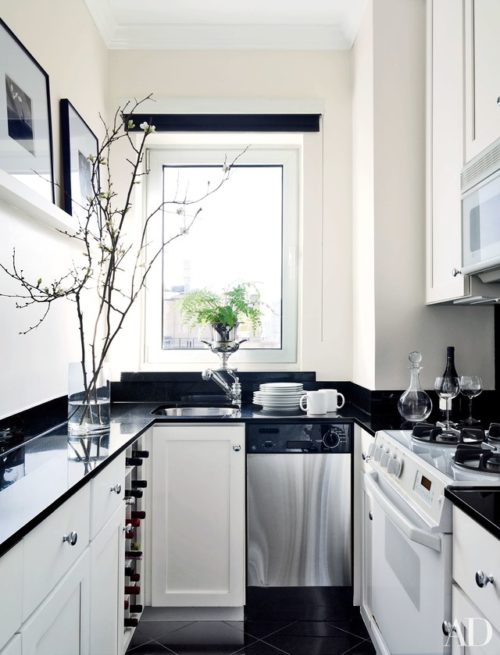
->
[0,18,54,203]
[60,99,98,219]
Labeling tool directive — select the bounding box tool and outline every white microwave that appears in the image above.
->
[462,137,500,277]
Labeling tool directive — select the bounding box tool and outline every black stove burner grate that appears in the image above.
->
[411,423,484,445]
[453,444,500,473]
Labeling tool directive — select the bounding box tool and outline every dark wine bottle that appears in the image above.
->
[131,479,147,489]
[132,450,149,459]
[125,550,143,559]
[124,617,139,628]
[125,489,143,499]
[125,585,140,595]
[442,346,459,379]
[126,457,143,467]
[124,566,135,576]
[129,517,141,527]
[129,604,143,614]
[129,572,140,582]
[124,599,129,611]
[131,510,146,520]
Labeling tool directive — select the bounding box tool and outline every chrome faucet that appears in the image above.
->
[202,367,242,407]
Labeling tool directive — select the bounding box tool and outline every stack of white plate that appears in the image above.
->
[253,382,304,412]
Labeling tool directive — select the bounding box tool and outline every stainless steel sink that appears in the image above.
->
[153,406,240,418]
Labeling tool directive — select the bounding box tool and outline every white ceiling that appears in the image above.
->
[84,0,367,50]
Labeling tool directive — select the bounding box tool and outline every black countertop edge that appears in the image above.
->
[0,402,382,559]
[0,421,152,559]
[445,486,500,541]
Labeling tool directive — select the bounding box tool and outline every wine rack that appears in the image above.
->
[122,437,149,650]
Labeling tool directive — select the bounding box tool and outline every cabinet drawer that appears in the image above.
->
[453,507,500,631]
[0,544,23,649]
[90,453,125,539]
[23,485,90,620]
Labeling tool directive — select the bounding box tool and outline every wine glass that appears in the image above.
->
[434,376,460,432]
[459,376,483,425]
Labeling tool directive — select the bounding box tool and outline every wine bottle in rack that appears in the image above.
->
[129,604,143,614]
[125,550,143,559]
[124,617,139,628]
[125,585,141,595]
[131,510,146,519]
[131,479,148,489]
[125,489,143,499]
[128,518,141,527]
[132,450,149,459]
[126,457,143,467]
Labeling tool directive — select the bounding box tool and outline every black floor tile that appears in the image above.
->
[157,621,257,654]
[340,641,376,655]
[327,616,370,640]
[235,621,296,639]
[127,640,172,654]
[136,622,196,642]
[233,642,290,655]
[263,634,367,655]
[268,622,357,639]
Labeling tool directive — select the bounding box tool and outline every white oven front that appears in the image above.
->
[362,471,452,655]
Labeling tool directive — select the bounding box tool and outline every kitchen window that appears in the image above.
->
[143,141,299,366]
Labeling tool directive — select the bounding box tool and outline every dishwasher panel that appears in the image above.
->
[247,453,351,587]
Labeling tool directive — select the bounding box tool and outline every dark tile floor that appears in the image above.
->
[126,588,375,655]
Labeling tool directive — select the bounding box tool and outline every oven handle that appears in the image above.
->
[364,472,442,553]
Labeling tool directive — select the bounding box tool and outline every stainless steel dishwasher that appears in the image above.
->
[247,422,352,587]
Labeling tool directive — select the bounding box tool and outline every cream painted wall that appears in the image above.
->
[107,50,353,381]
[352,0,495,390]
[352,2,376,390]
[0,0,109,417]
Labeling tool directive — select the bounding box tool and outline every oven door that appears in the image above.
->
[363,471,451,655]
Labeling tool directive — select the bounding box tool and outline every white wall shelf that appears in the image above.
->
[0,169,76,236]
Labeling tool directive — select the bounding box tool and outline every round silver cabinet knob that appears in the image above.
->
[233,444,241,452]
[475,570,494,588]
[452,268,462,277]
[62,531,78,546]
[110,483,122,494]
[442,621,456,636]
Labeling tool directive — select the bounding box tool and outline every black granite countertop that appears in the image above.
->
[0,400,391,558]
[445,487,500,541]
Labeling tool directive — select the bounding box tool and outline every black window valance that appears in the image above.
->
[124,113,321,133]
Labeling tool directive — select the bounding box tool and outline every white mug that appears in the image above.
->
[300,391,327,416]
[318,388,345,413]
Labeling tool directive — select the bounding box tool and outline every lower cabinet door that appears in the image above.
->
[0,635,21,655]
[90,506,125,655]
[151,424,245,607]
[21,551,90,655]
[451,584,500,654]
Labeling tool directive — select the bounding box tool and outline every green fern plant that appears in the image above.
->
[180,283,262,336]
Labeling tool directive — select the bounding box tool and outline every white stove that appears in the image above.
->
[361,427,500,655]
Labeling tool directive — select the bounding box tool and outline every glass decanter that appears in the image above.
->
[397,351,433,422]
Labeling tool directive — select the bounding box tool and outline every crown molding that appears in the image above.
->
[103,22,351,51]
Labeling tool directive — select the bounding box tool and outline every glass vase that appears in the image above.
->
[68,362,110,436]
[397,351,433,423]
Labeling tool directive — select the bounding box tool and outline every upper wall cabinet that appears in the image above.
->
[426,0,467,303]
[426,0,500,304]
[464,0,500,162]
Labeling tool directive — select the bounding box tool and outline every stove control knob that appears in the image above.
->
[388,456,403,478]
[380,449,391,467]
[367,443,376,459]
[374,445,384,462]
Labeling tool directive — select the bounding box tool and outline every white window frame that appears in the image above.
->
[142,140,300,367]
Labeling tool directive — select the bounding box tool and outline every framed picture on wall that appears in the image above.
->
[60,99,98,220]
[0,19,54,202]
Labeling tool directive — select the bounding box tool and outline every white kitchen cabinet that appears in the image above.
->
[89,452,125,539]
[21,550,90,655]
[151,423,245,608]
[0,543,23,649]
[0,635,21,655]
[353,425,372,606]
[453,507,500,632]
[464,0,500,161]
[23,485,90,621]
[426,0,467,302]
[451,583,500,653]
[89,506,125,655]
